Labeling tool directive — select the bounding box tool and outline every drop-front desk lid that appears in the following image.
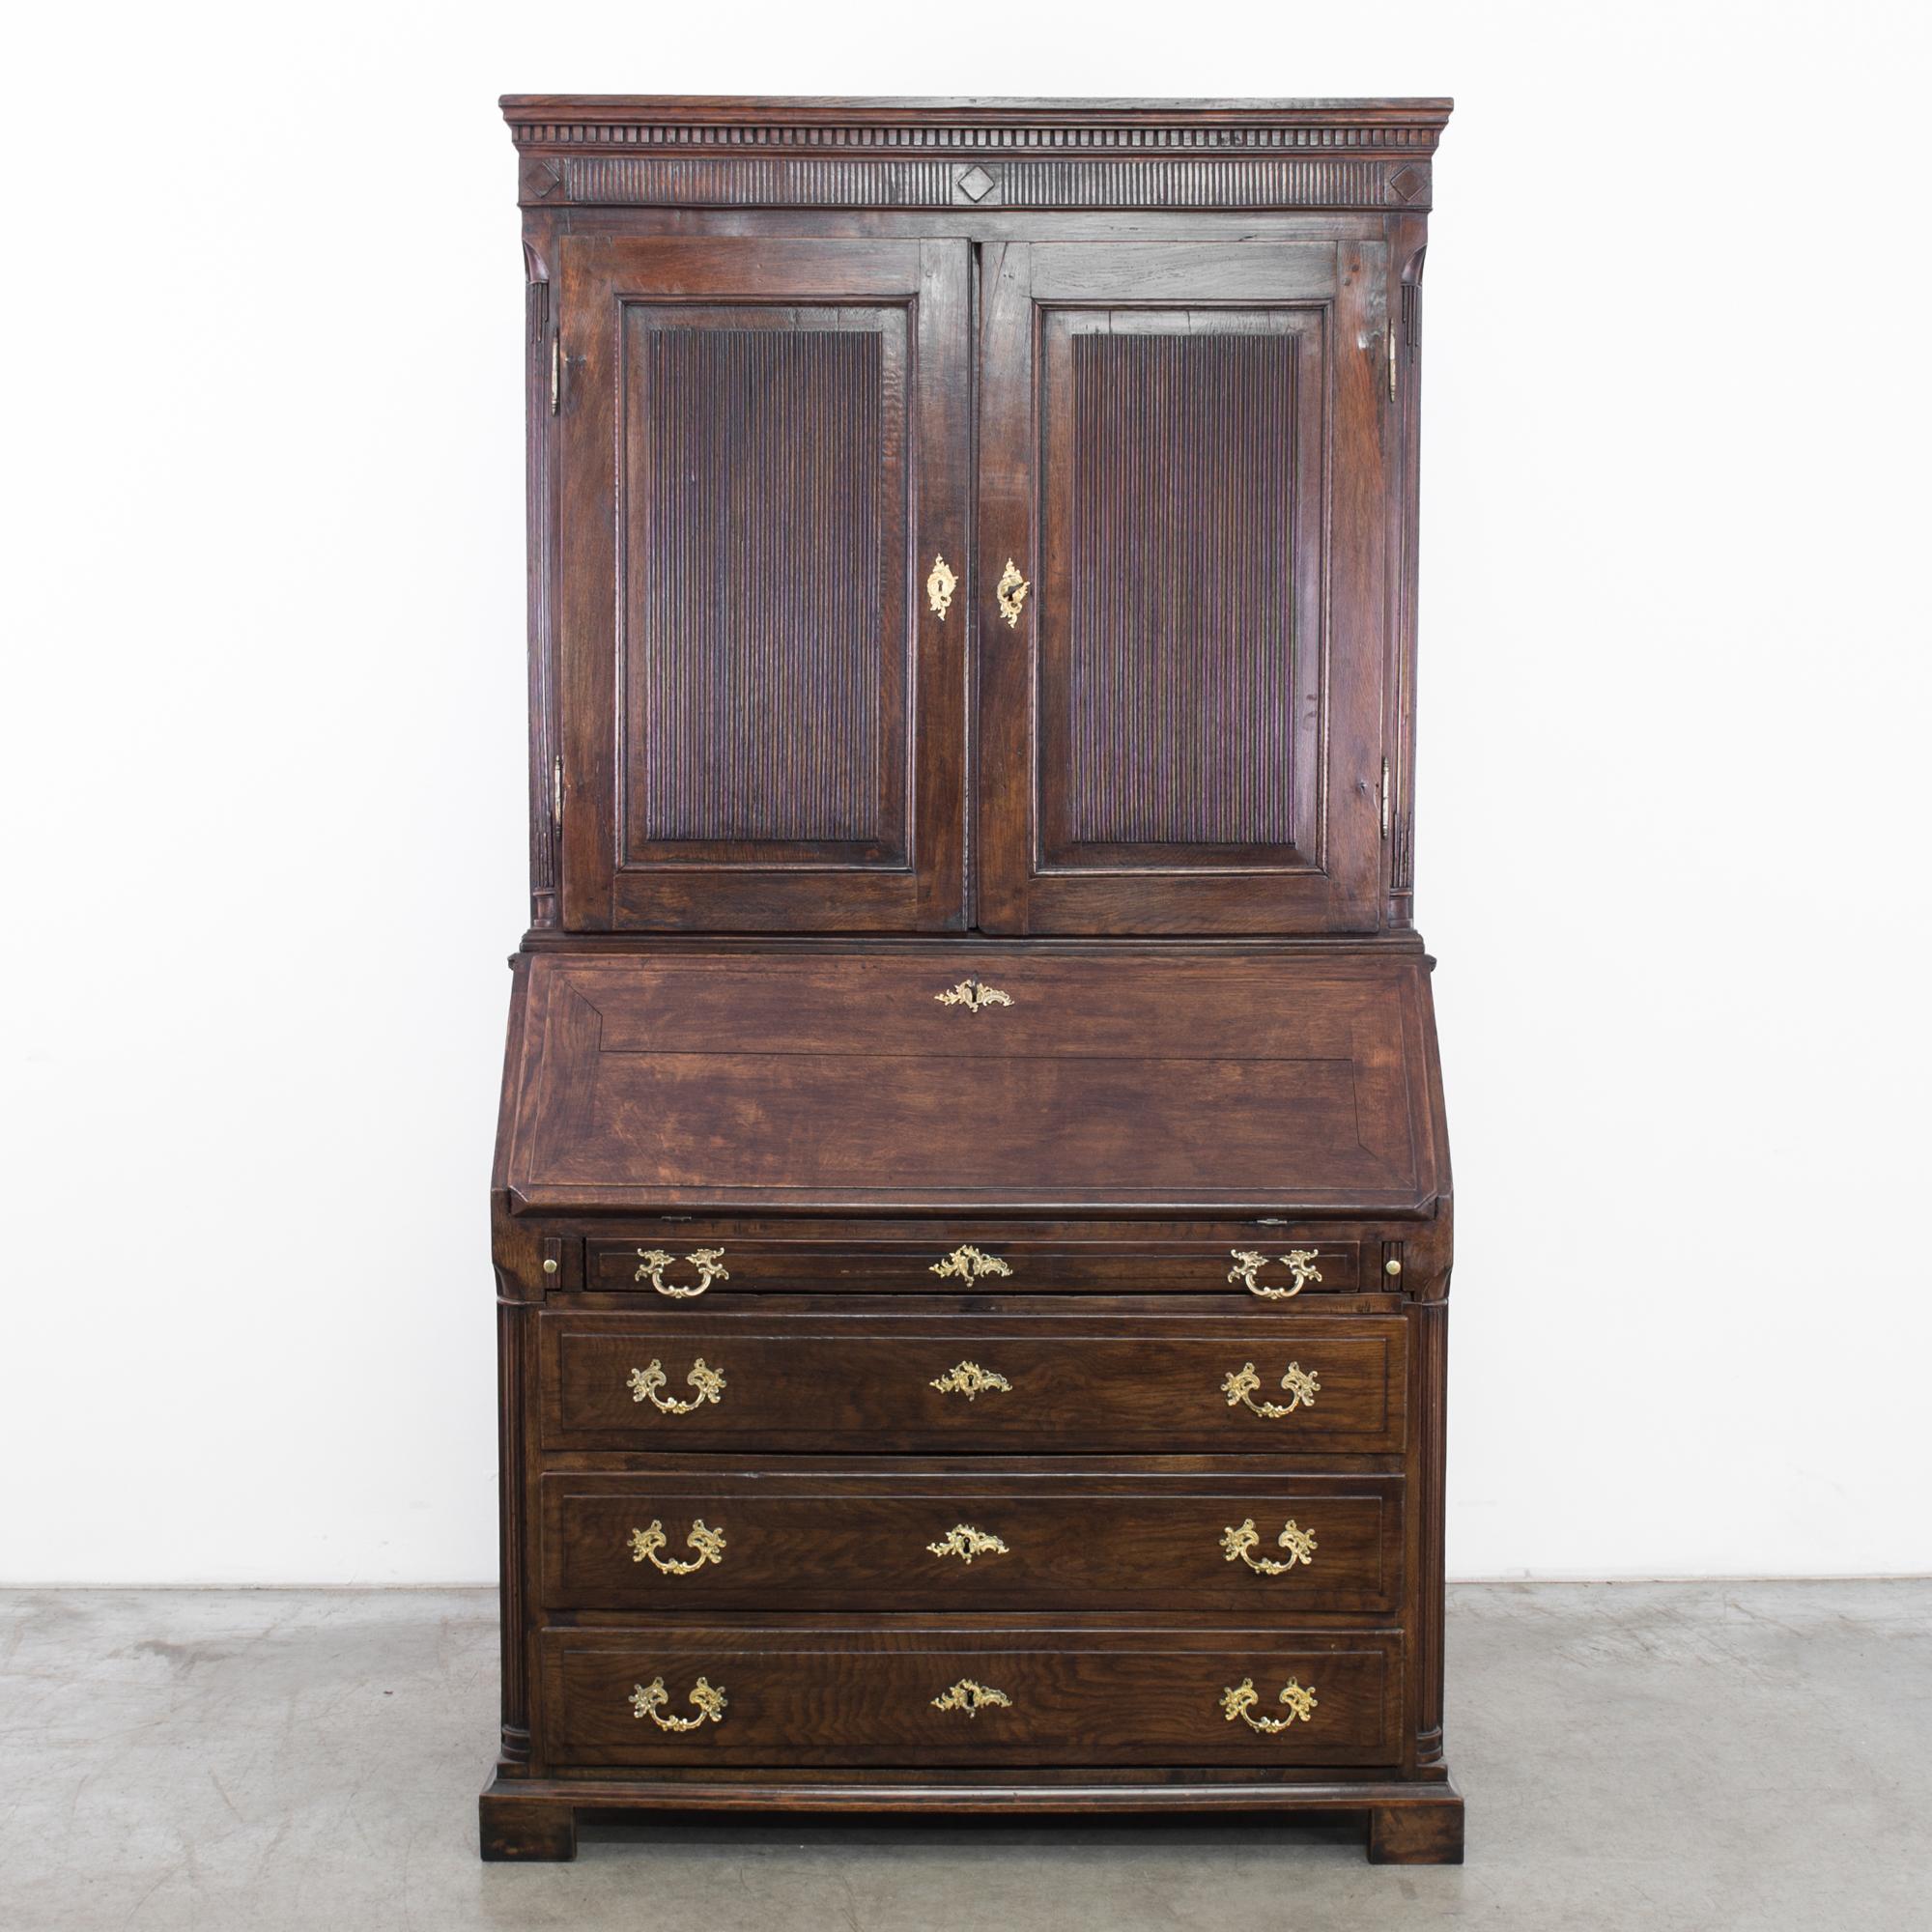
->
[497,951,1447,1217]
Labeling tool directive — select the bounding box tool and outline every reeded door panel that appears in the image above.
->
[556,237,969,930]
[978,242,1393,934]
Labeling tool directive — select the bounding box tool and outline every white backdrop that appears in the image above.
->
[5,1,1927,1584]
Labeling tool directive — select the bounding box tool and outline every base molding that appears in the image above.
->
[479,1772,1463,1864]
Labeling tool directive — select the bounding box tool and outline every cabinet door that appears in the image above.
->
[556,239,969,930]
[978,242,1391,934]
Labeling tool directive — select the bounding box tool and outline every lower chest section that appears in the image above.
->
[509,1289,1433,1776]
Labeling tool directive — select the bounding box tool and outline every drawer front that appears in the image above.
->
[538,1309,1406,1454]
[588,1235,1363,1297]
[540,1625,1403,1768]
[540,1471,1401,1614]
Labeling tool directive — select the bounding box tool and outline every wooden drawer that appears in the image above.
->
[538,1305,1406,1455]
[586,1232,1363,1297]
[539,1625,1404,1769]
[539,1469,1402,1614]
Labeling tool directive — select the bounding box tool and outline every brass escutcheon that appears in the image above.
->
[926,553,957,620]
[931,1678,1012,1718]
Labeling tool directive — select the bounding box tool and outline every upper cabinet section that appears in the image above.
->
[510,99,1449,937]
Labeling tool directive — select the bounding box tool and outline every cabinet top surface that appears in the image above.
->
[501,95,1452,150]
[501,95,1453,117]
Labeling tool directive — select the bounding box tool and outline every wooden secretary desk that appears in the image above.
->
[484,95,1461,1865]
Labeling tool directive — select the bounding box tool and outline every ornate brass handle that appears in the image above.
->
[627,1357,726,1414]
[926,553,957,620]
[635,1247,728,1298]
[629,1518,727,1574]
[935,979,1012,1012]
[927,1523,1009,1564]
[1227,1248,1323,1298]
[995,558,1030,630]
[1220,1676,1318,1732]
[931,1678,1012,1717]
[630,1675,727,1730]
[929,1360,1011,1400]
[1221,1361,1321,1419]
[929,1244,1011,1282]
[1221,1517,1318,1575]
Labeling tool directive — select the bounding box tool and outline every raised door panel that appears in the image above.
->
[557,238,969,930]
[979,242,1391,934]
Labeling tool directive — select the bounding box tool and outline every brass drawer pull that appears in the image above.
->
[1221,1517,1318,1575]
[996,558,1030,630]
[635,1246,728,1298]
[1220,1676,1318,1733]
[630,1675,727,1731]
[627,1357,726,1414]
[931,1678,1012,1718]
[1227,1248,1323,1298]
[926,553,957,620]
[629,1518,727,1575]
[926,1523,1009,1565]
[929,1244,1012,1282]
[935,979,1013,1012]
[1221,1360,1320,1419]
[929,1360,1011,1400]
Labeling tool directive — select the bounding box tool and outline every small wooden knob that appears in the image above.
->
[1384,1258,1403,1278]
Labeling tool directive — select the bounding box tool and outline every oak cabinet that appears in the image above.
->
[488,95,1460,1868]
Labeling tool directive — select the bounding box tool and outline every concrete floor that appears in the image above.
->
[0,1583,1925,1930]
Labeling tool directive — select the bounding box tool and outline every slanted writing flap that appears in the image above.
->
[499,952,1446,1214]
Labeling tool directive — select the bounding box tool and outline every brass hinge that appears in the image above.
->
[550,334,560,414]
[1388,327,1398,401]
[552,753,564,831]
[1379,758,1391,839]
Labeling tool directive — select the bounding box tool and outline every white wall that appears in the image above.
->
[4,1,1926,1583]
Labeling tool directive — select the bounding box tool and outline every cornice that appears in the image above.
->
[502,98,1449,214]
[500,97,1453,156]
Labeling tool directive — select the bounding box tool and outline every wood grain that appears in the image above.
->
[502,951,1440,1214]
[555,235,967,930]
[541,1468,1401,1613]
[539,1623,1404,1769]
[538,1306,1406,1455]
[493,94,1460,1868]
[975,242,1388,934]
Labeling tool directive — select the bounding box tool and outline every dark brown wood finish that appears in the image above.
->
[979,242,1388,934]
[538,1303,1406,1455]
[500,951,1444,1214]
[540,1624,1405,1768]
[557,238,968,931]
[489,96,1458,1867]
[540,1467,1403,1613]
[582,1229,1368,1294]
